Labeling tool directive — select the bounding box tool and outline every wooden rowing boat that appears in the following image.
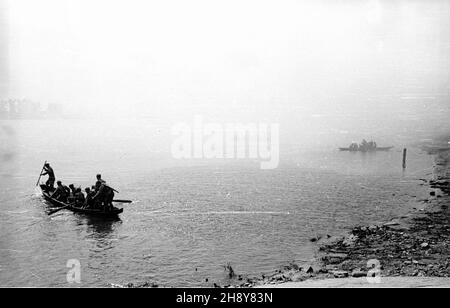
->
[39,184,123,218]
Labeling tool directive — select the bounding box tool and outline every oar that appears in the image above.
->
[112,199,132,203]
[36,160,47,186]
[48,205,71,215]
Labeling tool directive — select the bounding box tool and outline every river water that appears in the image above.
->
[2,0,450,288]
[0,119,435,287]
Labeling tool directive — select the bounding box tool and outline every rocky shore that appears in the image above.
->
[243,147,450,288]
[219,146,450,288]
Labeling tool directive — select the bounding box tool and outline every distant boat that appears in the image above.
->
[339,140,393,152]
[339,146,393,152]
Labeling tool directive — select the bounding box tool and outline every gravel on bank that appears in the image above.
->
[246,148,450,288]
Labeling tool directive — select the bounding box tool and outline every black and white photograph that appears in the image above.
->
[1,0,450,294]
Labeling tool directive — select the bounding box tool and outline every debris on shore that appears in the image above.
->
[111,281,159,288]
[212,200,449,288]
[316,209,450,279]
[213,148,450,288]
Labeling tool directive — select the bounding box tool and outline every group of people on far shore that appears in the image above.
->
[40,163,115,211]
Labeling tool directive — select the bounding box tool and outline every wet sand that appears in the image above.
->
[256,277,450,288]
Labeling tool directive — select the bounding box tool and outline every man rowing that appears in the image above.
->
[41,163,55,189]
[93,180,115,211]
[94,174,119,210]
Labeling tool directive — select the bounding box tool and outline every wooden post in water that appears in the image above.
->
[402,148,407,169]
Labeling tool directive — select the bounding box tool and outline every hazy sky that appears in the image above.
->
[0,0,8,97]
[2,0,450,135]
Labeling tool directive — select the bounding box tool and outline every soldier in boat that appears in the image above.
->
[360,139,368,151]
[41,163,55,189]
[96,174,106,184]
[73,188,85,208]
[93,180,114,211]
[82,187,95,209]
[349,142,359,151]
[68,184,77,202]
[51,181,69,202]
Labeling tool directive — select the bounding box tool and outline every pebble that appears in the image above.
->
[351,270,367,278]
[331,270,349,278]
[305,266,315,274]
[384,220,400,227]
[322,253,348,264]
[291,273,305,282]
[420,243,430,249]
[343,234,358,246]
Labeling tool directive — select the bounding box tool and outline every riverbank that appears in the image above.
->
[224,145,450,288]
[250,146,450,288]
